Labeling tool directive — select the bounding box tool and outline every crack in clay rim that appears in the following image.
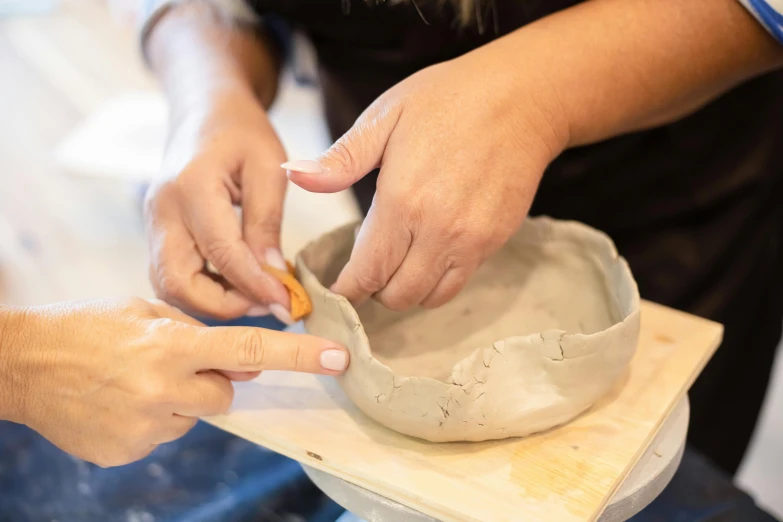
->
[296,216,641,389]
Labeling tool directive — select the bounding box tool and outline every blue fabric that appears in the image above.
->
[0,315,345,522]
[748,0,783,43]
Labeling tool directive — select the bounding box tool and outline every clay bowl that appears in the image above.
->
[297,216,640,442]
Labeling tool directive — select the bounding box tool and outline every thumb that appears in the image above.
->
[188,326,350,375]
[283,102,401,193]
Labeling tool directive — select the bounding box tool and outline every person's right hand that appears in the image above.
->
[144,89,293,323]
[0,298,348,467]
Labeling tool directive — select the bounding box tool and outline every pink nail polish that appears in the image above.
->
[247,306,270,317]
[270,303,293,325]
[264,248,288,271]
[320,349,348,371]
[281,160,323,175]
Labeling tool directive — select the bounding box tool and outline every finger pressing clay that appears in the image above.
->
[296,216,641,442]
[262,261,313,321]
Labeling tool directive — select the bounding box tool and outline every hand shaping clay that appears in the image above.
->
[297,217,640,442]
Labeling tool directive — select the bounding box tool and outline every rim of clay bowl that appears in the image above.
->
[296,215,641,386]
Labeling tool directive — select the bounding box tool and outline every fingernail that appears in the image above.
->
[281,160,323,175]
[269,303,293,325]
[264,248,288,271]
[320,349,348,371]
[205,260,220,275]
[247,305,269,317]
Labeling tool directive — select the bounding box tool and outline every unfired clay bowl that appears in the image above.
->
[297,216,640,442]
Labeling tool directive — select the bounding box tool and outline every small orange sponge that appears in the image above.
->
[262,260,313,321]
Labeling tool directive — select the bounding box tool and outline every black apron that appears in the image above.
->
[249,0,783,475]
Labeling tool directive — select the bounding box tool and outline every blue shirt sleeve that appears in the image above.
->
[738,0,783,44]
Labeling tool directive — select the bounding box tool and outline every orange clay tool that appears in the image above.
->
[262,260,313,321]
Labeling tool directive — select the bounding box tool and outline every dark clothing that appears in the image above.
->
[248,0,783,474]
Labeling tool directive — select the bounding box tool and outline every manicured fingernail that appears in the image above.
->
[320,349,348,371]
[259,270,292,308]
[264,248,288,271]
[281,160,323,175]
[269,303,293,325]
[247,305,269,317]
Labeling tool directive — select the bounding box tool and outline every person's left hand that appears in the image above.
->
[284,46,570,310]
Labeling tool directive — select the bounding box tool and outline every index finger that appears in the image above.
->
[183,176,291,309]
[185,326,350,375]
[329,203,411,305]
[147,213,258,320]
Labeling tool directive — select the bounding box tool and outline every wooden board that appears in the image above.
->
[205,300,722,522]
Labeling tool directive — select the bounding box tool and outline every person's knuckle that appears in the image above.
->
[420,299,437,310]
[377,296,408,312]
[204,239,237,272]
[441,252,462,272]
[174,164,203,188]
[237,330,269,368]
[171,165,218,204]
[119,296,155,316]
[353,269,386,294]
[377,289,415,312]
[449,220,481,243]
[246,209,283,240]
[137,376,171,406]
[147,318,177,339]
[421,291,450,309]
[143,180,176,219]
[405,194,427,224]
[144,299,167,318]
[154,267,185,301]
[327,137,359,174]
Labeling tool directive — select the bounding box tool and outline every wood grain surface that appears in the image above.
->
[206,301,722,522]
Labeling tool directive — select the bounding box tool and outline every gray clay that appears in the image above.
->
[297,216,640,442]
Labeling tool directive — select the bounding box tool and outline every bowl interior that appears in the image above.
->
[308,228,622,383]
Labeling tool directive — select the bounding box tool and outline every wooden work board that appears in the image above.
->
[205,300,722,522]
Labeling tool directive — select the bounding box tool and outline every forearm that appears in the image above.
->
[483,0,783,148]
[144,1,281,130]
[0,305,27,423]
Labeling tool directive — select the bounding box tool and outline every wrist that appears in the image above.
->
[168,80,262,137]
[159,86,275,181]
[459,45,571,168]
[171,85,271,149]
[0,305,32,423]
[148,1,280,113]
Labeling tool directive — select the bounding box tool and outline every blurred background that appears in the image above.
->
[0,0,781,518]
